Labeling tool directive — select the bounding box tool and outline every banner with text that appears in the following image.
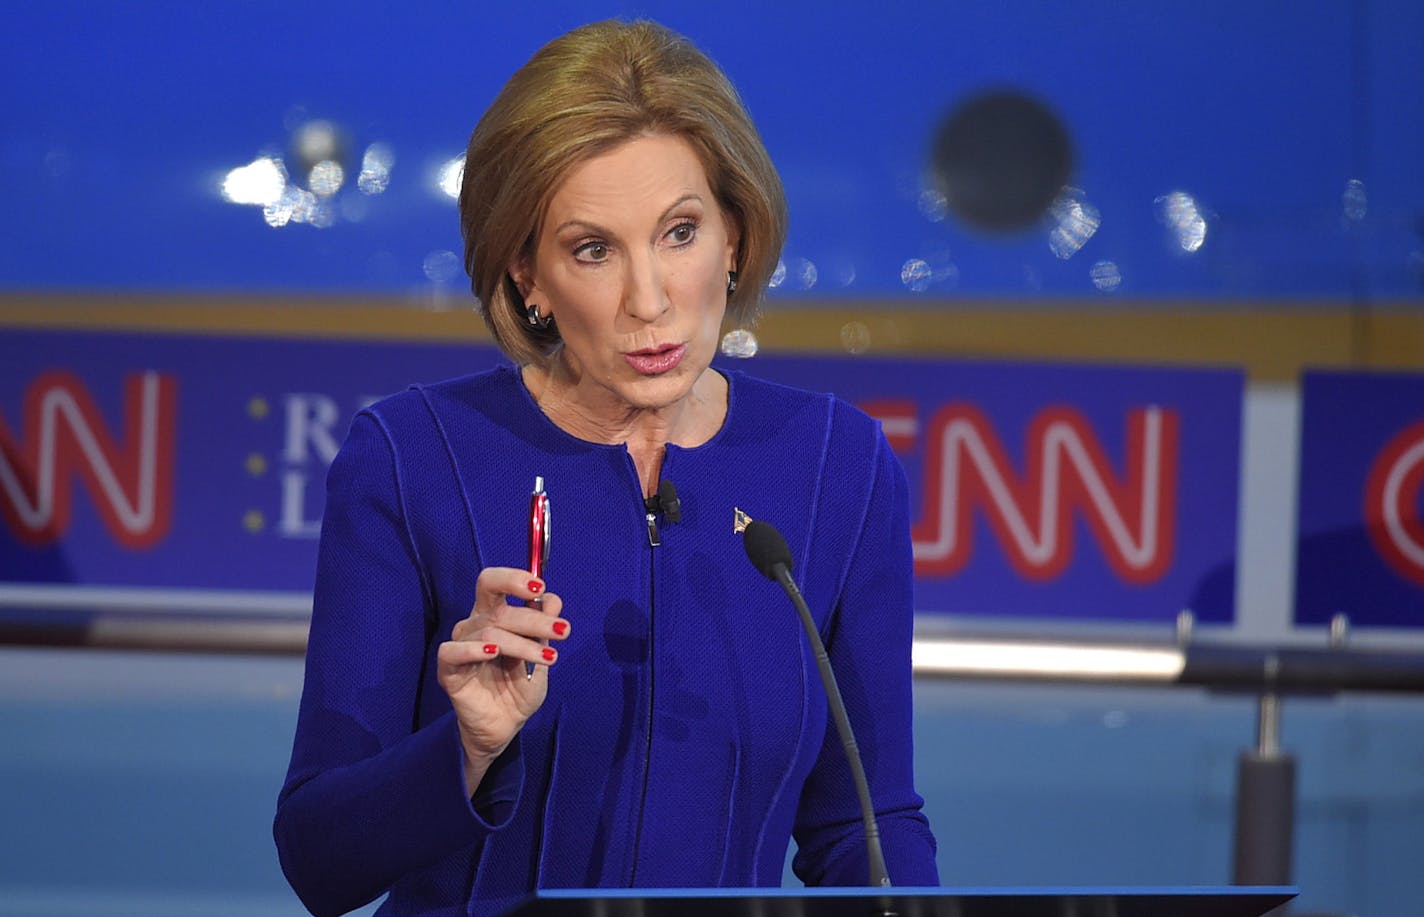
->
[0,329,1242,622]
[1296,369,1424,628]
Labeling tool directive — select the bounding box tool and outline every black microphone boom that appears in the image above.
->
[742,519,892,888]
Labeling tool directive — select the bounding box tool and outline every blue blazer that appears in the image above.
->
[275,366,937,916]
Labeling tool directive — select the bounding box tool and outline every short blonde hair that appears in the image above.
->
[459,19,788,365]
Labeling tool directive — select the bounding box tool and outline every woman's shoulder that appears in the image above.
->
[361,364,522,428]
[725,368,883,447]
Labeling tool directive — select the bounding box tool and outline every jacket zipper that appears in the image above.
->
[629,497,659,884]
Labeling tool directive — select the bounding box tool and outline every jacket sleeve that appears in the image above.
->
[791,424,940,887]
[273,411,523,916]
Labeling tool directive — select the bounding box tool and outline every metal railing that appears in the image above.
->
[4,605,1423,904]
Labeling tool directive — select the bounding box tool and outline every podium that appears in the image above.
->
[500,886,1298,917]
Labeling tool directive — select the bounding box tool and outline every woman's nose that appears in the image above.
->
[622,252,671,322]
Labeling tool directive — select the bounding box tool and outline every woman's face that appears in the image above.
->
[514,133,739,415]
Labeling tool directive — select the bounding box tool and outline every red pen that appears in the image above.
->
[526,476,551,678]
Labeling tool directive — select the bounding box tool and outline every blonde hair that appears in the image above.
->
[459,19,788,365]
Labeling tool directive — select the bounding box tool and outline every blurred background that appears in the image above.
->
[2,2,1422,915]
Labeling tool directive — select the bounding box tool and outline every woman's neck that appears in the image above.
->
[521,357,727,496]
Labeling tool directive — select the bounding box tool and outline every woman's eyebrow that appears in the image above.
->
[552,193,705,239]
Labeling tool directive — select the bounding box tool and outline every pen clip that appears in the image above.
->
[532,476,551,570]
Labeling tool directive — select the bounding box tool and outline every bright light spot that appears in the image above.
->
[1091,259,1122,292]
[900,258,931,292]
[840,321,871,354]
[222,156,287,206]
[308,160,345,197]
[437,156,464,199]
[1155,190,1207,252]
[913,638,1185,681]
[358,143,394,194]
[263,186,331,229]
[1342,178,1367,222]
[720,328,758,358]
[901,253,956,292]
[918,188,948,222]
[1047,188,1100,259]
[423,249,461,284]
[263,194,294,227]
[305,198,336,228]
[294,120,342,167]
[768,259,787,289]
[792,256,818,290]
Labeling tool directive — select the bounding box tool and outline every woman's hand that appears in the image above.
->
[437,567,568,792]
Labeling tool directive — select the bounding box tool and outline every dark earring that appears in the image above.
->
[726,271,738,294]
[525,303,554,330]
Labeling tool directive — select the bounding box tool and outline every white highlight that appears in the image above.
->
[914,637,1184,681]
[221,157,287,206]
[437,156,464,199]
[0,584,311,615]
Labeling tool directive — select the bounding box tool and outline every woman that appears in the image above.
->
[275,19,937,916]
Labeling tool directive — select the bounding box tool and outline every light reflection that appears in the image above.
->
[901,258,931,292]
[768,258,787,289]
[422,249,461,284]
[358,143,394,195]
[1155,190,1207,252]
[1342,179,1367,222]
[791,256,818,290]
[222,156,287,206]
[305,197,336,228]
[293,120,343,171]
[262,198,293,228]
[912,637,1185,681]
[437,156,464,199]
[261,186,332,229]
[720,329,758,358]
[901,253,958,292]
[1047,187,1100,259]
[840,321,871,354]
[917,187,948,222]
[1090,259,1122,292]
[308,160,345,197]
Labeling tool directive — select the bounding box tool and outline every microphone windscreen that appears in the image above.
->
[743,519,794,581]
[658,479,681,523]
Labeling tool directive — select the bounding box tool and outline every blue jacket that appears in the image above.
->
[275,366,937,916]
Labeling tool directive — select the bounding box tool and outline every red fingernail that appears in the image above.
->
[552,620,568,637]
[542,647,556,662]
[528,580,543,594]
[482,643,498,655]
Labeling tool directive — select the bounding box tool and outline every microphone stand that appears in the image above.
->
[770,563,892,888]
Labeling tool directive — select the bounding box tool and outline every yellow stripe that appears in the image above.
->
[1,293,1420,381]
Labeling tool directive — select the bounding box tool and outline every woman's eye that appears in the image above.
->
[668,222,696,244]
[573,242,608,263]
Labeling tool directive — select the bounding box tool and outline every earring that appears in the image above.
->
[726,271,738,294]
[525,303,554,330]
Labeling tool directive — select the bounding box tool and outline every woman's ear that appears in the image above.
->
[723,211,742,274]
[508,259,532,300]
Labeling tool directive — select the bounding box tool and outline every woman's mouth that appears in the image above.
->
[624,343,686,376]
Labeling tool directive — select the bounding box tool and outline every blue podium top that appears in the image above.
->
[504,885,1298,917]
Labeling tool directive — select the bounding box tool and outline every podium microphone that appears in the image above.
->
[742,519,892,889]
